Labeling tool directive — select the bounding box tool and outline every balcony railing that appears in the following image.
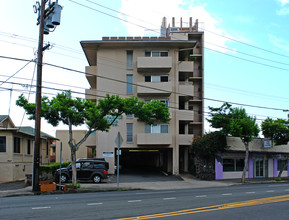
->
[178,61,194,72]
[137,133,172,145]
[137,57,172,72]
[137,82,172,95]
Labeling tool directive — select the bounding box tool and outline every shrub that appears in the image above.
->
[274,177,282,181]
[40,162,70,175]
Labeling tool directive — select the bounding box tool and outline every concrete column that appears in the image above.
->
[273,158,278,177]
[215,158,223,180]
[248,157,253,178]
[184,147,188,172]
[173,145,179,175]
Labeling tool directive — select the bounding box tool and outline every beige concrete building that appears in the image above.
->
[55,130,94,163]
[81,18,204,175]
[0,115,55,182]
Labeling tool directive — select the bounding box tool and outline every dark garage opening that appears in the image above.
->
[116,148,172,174]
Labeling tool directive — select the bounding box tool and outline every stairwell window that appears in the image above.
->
[0,136,6,153]
[145,124,169,133]
[126,75,133,94]
[126,123,133,143]
[126,50,133,70]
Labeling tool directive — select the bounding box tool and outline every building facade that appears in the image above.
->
[216,137,289,180]
[0,115,55,182]
[81,18,204,175]
[55,130,94,163]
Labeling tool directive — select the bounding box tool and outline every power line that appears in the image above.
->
[0,54,287,113]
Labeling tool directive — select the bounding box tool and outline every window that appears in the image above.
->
[223,158,244,172]
[145,124,169,133]
[145,75,168,82]
[14,137,20,153]
[126,114,133,119]
[145,99,169,107]
[0,136,6,153]
[27,140,31,155]
[145,51,168,57]
[278,159,288,171]
[127,123,133,143]
[126,50,133,70]
[126,75,133,94]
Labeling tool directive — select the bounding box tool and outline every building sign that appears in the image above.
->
[264,138,272,148]
[104,115,123,127]
[103,152,114,157]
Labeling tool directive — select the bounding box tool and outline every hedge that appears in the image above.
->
[40,162,70,175]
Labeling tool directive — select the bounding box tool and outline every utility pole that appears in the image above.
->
[33,0,62,192]
[33,0,45,193]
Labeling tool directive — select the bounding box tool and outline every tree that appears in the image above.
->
[16,91,170,185]
[261,117,289,145]
[207,103,259,183]
[261,117,289,177]
[191,131,227,161]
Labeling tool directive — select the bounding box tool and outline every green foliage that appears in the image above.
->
[191,131,228,161]
[261,118,289,145]
[69,182,81,188]
[17,90,170,185]
[274,177,282,181]
[40,162,70,174]
[207,102,259,144]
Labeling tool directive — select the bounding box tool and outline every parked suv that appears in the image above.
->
[54,158,109,183]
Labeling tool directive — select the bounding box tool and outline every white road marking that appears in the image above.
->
[163,197,176,200]
[128,200,142,203]
[196,195,207,198]
[285,189,289,191]
[136,191,176,195]
[87,203,103,206]
[222,193,232,196]
[266,190,275,192]
[246,192,256,194]
[32,207,51,210]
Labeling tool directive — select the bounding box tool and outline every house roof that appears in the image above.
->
[0,115,8,122]
[17,126,56,140]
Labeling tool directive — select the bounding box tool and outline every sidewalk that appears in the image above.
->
[1,174,288,198]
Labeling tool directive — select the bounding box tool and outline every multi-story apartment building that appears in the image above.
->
[81,18,204,175]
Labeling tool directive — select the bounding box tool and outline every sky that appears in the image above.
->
[1,0,289,136]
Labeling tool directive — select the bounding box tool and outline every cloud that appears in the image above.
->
[268,34,289,51]
[119,0,235,53]
[277,0,289,5]
[277,7,289,15]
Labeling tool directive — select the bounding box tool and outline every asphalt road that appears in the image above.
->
[1,183,289,219]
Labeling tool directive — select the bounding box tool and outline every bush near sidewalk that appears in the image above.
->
[40,162,70,180]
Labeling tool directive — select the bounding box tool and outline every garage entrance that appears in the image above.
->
[116,148,172,174]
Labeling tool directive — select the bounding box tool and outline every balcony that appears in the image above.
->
[137,57,172,72]
[178,134,194,145]
[137,82,172,95]
[137,133,172,145]
[179,82,194,96]
[85,66,97,88]
[85,89,97,101]
[176,109,194,121]
[178,61,194,72]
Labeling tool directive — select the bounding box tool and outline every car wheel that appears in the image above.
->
[92,175,101,183]
[60,174,67,183]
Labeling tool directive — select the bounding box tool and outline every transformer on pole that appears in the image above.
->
[32,0,62,193]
